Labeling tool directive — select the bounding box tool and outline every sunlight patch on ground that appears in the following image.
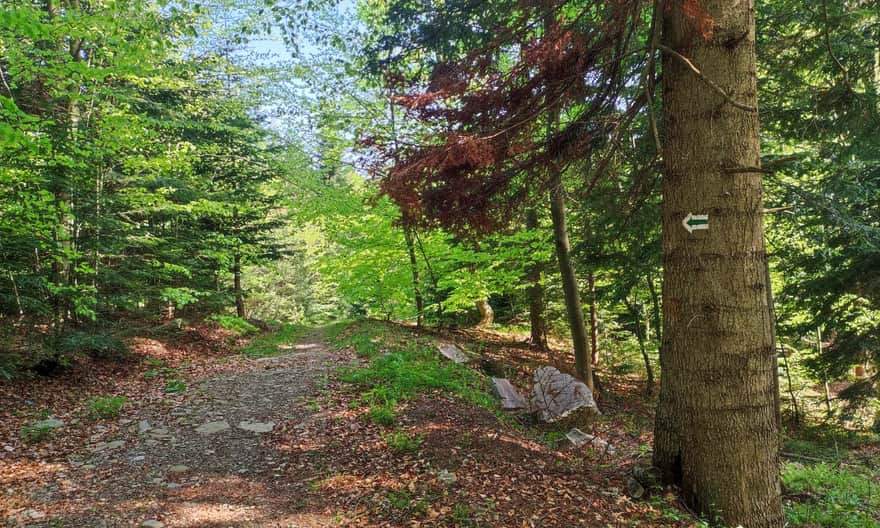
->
[168,501,265,525]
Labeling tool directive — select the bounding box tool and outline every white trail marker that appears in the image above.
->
[682,212,709,234]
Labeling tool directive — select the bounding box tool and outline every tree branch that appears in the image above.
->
[821,0,853,90]
[658,44,757,113]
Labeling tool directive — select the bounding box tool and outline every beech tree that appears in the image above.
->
[652,1,783,526]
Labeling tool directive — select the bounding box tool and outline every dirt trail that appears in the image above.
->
[7,329,343,528]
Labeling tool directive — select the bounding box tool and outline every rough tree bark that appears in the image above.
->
[526,208,548,348]
[652,1,783,526]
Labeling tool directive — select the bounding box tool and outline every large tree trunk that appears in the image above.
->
[653,1,783,526]
[403,225,424,327]
[525,208,548,348]
[549,170,594,391]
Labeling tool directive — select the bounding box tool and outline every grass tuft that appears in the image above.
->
[87,396,128,419]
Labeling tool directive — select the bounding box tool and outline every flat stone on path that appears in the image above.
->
[437,343,470,363]
[565,428,593,448]
[168,464,189,474]
[141,521,164,528]
[92,440,125,452]
[237,420,275,433]
[566,428,615,455]
[491,378,527,410]
[195,420,230,434]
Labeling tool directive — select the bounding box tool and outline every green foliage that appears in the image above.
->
[385,489,430,517]
[381,430,424,453]
[338,325,493,410]
[86,396,128,419]
[783,462,880,528]
[240,323,307,357]
[334,322,494,432]
[757,0,880,416]
[367,403,397,426]
[163,379,187,394]
[56,331,129,360]
[19,423,54,444]
[207,314,259,336]
[0,0,289,371]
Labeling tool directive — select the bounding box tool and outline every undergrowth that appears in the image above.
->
[782,461,880,528]
[333,321,494,426]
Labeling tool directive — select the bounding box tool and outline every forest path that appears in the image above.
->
[18,328,343,528]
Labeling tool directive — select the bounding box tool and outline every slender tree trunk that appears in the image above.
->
[549,169,593,391]
[414,231,444,320]
[643,305,654,395]
[588,272,600,365]
[779,345,800,426]
[765,254,782,432]
[646,272,662,347]
[233,252,245,318]
[525,208,548,348]
[818,327,833,416]
[653,1,783,526]
[403,225,424,327]
[625,297,654,396]
[8,272,23,318]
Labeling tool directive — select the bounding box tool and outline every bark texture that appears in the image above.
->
[653,1,783,526]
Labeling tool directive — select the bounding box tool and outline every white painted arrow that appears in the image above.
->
[682,212,709,234]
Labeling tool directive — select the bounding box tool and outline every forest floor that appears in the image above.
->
[1,320,878,527]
